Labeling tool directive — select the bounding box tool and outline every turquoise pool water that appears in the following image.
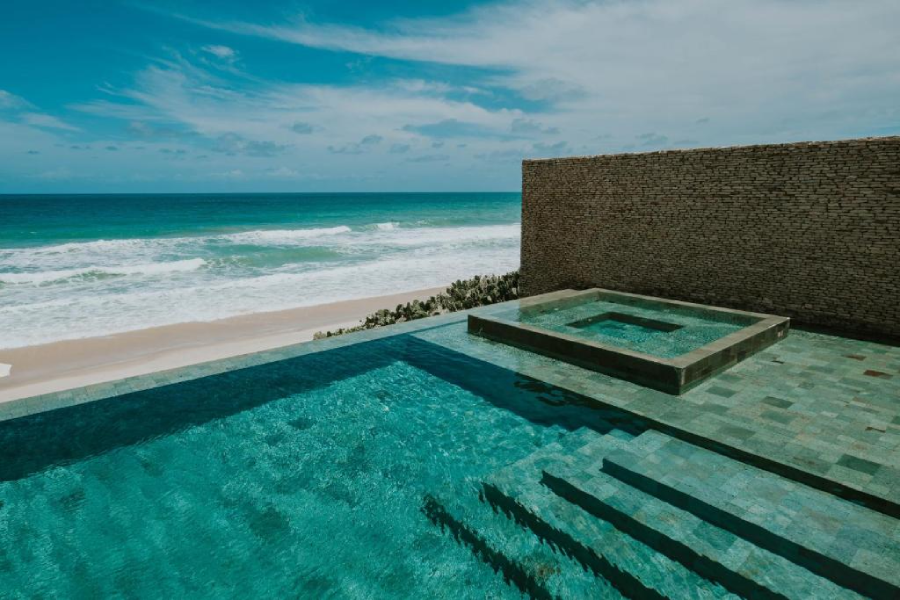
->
[0,331,643,598]
[511,298,752,358]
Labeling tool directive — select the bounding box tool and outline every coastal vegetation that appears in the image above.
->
[314,271,520,339]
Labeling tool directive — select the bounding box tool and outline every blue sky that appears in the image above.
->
[1,0,898,193]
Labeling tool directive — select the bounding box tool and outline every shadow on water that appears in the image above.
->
[0,342,398,482]
[0,333,647,483]
[400,335,648,437]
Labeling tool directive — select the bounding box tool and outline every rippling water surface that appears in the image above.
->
[0,330,633,598]
[0,193,521,348]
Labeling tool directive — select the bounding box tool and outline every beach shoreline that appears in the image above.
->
[0,286,446,405]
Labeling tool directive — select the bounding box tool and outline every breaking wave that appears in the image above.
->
[0,259,207,285]
[0,221,521,348]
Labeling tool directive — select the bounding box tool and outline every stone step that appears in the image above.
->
[601,430,900,600]
[423,489,622,600]
[494,426,628,478]
[541,463,864,600]
[484,430,737,600]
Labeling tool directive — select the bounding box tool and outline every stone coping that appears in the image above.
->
[468,288,790,394]
[0,310,469,424]
[522,135,900,164]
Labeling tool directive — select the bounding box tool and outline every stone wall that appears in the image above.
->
[521,137,900,338]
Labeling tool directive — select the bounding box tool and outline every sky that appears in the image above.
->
[1,0,898,193]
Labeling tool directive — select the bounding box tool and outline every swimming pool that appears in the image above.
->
[0,306,895,599]
[0,329,647,598]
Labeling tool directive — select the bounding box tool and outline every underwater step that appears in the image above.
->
[601,430,900,600]
[540,465,863,600]
[422,490,621,599]
[491,426,626,480]
[483,442,737,599]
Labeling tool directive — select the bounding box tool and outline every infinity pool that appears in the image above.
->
[1,311,895,599]
[0,330,644,598]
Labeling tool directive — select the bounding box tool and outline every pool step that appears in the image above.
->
[541,465,863,600]
[483,429,738,599]
[423,489,622,600]
[601,430,900,600]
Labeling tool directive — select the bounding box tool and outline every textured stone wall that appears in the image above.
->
[521,137,900,338]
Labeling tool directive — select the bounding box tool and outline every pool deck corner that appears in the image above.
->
[428,296,900,518]
[468,288,790,394]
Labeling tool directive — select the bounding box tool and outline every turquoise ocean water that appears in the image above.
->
[0,193,521,348]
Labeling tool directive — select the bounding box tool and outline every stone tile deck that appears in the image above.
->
[473,425,889,598]
[537,429,872,599]
[481,429,737,599]
[2,293,897,515]
[415,298,900,516]
[600,430,899,597]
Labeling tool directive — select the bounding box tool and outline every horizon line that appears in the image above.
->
[0,190,522,197]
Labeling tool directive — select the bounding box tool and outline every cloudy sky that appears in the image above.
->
[1,0,898,193]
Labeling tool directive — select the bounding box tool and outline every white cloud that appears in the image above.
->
[210,168,245,179]
[9,1,898,191]
[185,0,900,146]
[71,99,167,122]
[20,112,80,131]
[8,46,525,189]
[265,166,300,178]
[511,118,558,135]
[73,52,527,163]
[0,91,79,132]
[0,90,32,110]
[201,44,237,60]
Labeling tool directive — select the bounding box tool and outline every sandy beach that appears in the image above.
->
[0,286,445,404]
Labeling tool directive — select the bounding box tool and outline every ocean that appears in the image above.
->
[0,193,521,349]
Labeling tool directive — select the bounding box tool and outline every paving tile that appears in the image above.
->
[837,454,882,476]
[707,386,739,398]
[760,410,796,425]
[761,396,793,409]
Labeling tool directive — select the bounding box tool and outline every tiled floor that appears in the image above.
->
[2,294,897,515]
[415,299,900,514]
[480,426,889,598]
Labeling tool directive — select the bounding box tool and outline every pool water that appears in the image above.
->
[0,331,641,598]
[511,298,751,358]
[569,312,683,339]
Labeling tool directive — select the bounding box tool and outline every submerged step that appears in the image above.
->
[422,489,620,599]
[540,464,864,600]
[601,430,900,600]
[483,432,737,600]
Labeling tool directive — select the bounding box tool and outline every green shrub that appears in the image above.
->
[314,270,519,339]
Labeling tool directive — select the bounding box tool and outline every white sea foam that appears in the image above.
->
[7,238,150,256]
[1,226,350,259]
[0,259,207,285]
[220,226,352,244]
[375,222,398,231]
[0,222,521,348]
[363,224,519,247]
[0,223,521,272]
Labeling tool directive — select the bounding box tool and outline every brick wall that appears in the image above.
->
[521,137,900,338]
